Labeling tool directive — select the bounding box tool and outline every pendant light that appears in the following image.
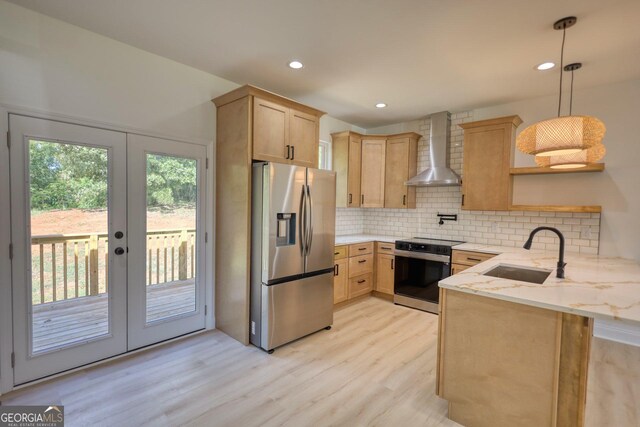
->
[534,63,606,169]
[516,17,606,158]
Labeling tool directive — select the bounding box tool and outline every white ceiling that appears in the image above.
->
[9,0,640,128]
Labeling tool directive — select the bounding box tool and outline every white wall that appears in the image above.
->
[319,115,365,143]
[472,80,640,261]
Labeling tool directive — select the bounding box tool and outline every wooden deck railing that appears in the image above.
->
[30,228,196,305]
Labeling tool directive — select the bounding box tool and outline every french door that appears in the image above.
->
[9,115,206,385]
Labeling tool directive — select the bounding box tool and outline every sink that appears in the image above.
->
[482,264,552,284]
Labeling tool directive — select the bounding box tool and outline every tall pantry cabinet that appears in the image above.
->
[213,85,325,344]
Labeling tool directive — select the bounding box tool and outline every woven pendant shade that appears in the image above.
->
[535,143,606,169]
[516,115,605,157]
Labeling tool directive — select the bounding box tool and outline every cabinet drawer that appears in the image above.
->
[452,250,496,266]
[376,241,395,255]
[349,254,373,277]
[349,273,373,299]
[349,242,373,256]
[334,245,348,260]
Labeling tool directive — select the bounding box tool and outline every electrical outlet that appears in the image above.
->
[580,227,592,240]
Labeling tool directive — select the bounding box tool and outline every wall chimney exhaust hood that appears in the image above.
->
[405,111,461,187]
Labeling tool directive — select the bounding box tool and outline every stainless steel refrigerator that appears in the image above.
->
[250,162,336,352]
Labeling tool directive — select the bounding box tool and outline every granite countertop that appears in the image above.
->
[440,245,640,326]
[335,234,405,245]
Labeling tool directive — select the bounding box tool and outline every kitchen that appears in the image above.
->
[1,1,639,426]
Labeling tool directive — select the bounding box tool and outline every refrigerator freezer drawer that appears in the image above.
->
[254,272,333,351]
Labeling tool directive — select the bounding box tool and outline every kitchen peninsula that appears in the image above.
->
[437,244,640,427]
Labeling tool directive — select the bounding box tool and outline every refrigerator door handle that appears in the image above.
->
[299,184,307,257]
[306,184,313,253]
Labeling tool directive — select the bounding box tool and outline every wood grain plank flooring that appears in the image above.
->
[3,297,460,427]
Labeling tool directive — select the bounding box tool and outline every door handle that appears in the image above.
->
[114,247,125,255]
[300,185,307,256]
[285,145,291,159]
[306,184,313,253]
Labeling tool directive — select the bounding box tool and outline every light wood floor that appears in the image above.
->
[3,297,460,427]
[32,280,195,352]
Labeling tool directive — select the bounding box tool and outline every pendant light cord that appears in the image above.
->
[557,27,566,117]
[569,69,574,115]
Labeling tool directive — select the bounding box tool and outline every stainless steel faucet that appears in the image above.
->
[523,226,566,279]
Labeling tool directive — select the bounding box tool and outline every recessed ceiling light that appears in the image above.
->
[536,62,555,70]
[375,103,387,108]
[288,60,303,69]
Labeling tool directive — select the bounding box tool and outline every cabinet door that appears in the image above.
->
[253,97,289,163]
[360,139,386,208]
[462,125,512,211]
[451,264,469,275]
[333,258,348,304]
[348,137,362,207]
[384,137,410,208]
[289,109,318,168]
[376,254,395,295]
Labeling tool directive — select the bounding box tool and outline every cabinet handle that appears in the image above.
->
[358,248,367,251]
[285,145,290,159]
[349,193,352,204]
[391,259,394,270]
[357,279,366,284]
[403,195,406,206]
[467,257,482,262]
[358,260,366,264]
[462,194,465,206]
[381,246,392,250]
[361,194,364,204]
[334,251,340,255]
[334,264,339,276]
[291,145,295,160]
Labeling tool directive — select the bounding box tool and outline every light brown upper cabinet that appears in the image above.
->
[360,138,386,208]
[459,116,522,211]
[332,131,420,209]
[251,93,321,167]
[332,132,362,207]
[384,134,420,209]
[212,85,324,345]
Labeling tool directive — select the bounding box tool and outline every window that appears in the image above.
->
[318,140,332,170]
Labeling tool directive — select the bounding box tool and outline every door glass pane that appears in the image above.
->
[145,154,197,323]
[29,140,110,353]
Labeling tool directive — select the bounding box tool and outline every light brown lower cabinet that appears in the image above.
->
[333,258,348,304]
[375,254,394,295]
[450,264,469,275]
[437,288,592,427]
[349,274,373,299]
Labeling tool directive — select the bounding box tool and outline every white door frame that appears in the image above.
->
[9,114,129,385]
[0,105,214,395]
[126,134,207,350]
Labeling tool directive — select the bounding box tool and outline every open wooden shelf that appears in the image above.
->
[510,163,605,175]
[509,205,602,213]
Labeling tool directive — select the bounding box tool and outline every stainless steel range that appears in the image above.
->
[393,237,464,313]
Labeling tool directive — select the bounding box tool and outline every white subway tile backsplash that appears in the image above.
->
[335,111,601,255]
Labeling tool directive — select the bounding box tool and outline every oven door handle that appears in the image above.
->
[393,249,451,263]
